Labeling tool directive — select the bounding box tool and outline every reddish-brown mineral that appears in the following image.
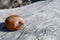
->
[5,15,24,31]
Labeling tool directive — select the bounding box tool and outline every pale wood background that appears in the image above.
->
[0,0,60,40]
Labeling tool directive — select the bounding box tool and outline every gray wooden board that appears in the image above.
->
[0,0,60,40]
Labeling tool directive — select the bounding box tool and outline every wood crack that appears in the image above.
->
[16,23,31,40]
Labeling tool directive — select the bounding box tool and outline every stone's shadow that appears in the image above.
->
[0,22,12,32]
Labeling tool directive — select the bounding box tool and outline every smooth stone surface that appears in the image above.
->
[5,15,24,31]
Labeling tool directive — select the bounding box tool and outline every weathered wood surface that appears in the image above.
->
[0,0,60,40]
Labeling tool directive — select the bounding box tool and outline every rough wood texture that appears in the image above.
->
[0,0,60,40]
